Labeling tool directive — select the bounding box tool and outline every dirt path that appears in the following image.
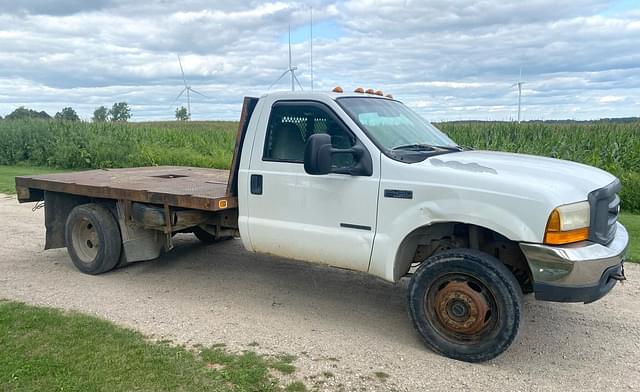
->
[1,194,639,391]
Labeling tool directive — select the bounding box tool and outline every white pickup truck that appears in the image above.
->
[16,88,629,362]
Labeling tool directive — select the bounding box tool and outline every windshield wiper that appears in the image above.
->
[431,145,464,151]
[392,143,463,152]
[392,144,436,151]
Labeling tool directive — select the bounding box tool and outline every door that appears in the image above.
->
[246,100,380,272]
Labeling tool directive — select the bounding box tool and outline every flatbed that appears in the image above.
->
[15,166,237,212]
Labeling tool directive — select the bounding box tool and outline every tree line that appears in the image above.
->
[2,103,192,122]
[0,102,132,122]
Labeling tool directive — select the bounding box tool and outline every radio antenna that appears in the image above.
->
[310,6,314,91]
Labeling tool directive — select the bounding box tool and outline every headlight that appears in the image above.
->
[544,201,590,245]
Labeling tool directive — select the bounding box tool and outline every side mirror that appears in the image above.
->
[304,134,332,175]
[304,133,374,176]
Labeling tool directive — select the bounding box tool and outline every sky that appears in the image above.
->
[0,0,638,121]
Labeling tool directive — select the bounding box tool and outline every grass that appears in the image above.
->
[620,213,639,262]
[199,348,296,389]
[0,300,297,391]
[285,381,309,392]
[0,165,68,194]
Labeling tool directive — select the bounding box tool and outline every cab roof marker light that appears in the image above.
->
[332,86,343,93]
[374,90,384,96]
[385,94,394,99]
[365,88,375,94]
[354,87,365,93]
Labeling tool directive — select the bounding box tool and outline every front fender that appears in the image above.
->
[368,197,546,282]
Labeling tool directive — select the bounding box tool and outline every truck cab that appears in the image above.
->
[16,88,628,363]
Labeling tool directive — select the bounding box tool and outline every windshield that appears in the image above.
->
[337,97,458,151]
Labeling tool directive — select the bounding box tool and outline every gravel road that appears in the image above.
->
[1,194,639,391]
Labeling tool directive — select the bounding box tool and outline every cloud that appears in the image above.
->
[0,0,638,121]
[599,95,625,103]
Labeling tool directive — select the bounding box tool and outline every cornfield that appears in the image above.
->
[0,119,638,212]
[0,120,237,170]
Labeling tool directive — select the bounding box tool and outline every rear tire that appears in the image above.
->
[193,227,232,244]
[407,248,522,362]
[65,203,122,275]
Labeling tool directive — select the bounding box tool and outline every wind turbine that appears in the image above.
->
[512,67,525,123]
[269,25,304,91]
[173,55,207,120]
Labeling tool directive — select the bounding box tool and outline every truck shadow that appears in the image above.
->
[118,236,422,344]
[115,235,634,370]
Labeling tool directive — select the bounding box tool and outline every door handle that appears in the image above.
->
[250,174,263,195]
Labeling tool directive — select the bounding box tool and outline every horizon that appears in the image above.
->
[4,105,638,124]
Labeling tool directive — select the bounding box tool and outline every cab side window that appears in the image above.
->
[263,103,356,168]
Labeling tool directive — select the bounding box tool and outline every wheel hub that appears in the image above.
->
[434,281,490,335]
[71,218,99,263]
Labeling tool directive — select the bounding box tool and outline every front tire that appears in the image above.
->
[65,203,122,275]
[407,248,522,362]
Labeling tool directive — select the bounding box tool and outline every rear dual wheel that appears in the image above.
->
[65,203,122,275]
[407,248,522,362]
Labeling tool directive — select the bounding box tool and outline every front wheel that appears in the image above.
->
[407,248,522,362]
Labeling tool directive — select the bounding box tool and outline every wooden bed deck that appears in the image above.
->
[15,166,236,212]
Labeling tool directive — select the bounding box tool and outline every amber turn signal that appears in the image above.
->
[544,227,589,244]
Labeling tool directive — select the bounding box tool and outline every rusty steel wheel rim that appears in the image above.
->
[425,273,499,343]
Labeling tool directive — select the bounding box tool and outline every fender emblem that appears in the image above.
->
[384,189,413,199]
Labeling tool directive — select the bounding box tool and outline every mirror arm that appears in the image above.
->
[328,145,370,176]
[329,146,365,158]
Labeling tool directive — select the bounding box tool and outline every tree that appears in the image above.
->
[5,106,51,120]
[92,106,109,122]
[54,107,80,121]
[109,102,131,122]
[175,106,189,121]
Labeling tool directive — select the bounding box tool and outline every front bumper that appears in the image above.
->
[520,222,629,303]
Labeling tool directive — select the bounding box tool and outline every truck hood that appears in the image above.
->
[424,150,617,204]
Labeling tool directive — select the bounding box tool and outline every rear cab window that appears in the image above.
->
[263,102,357,169]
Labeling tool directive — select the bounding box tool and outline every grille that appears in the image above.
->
[588,179,621,245]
